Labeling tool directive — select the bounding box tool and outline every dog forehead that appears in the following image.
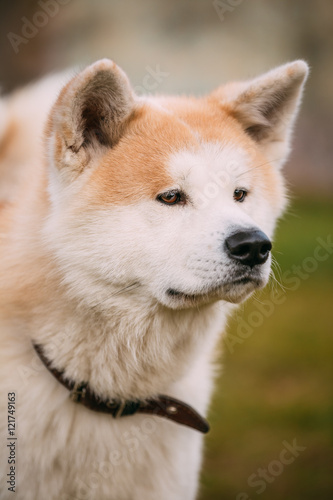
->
[84,101,255,206]
[147,97,255,186]
[167,141,251,187]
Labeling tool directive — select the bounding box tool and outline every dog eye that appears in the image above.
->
[157,190,184,205]
[233,189,248,202]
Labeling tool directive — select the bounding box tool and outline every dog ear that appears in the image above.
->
[216,61,309,167]
[47,59,135,177]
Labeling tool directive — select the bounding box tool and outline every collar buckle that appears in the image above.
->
[70,382,88,403]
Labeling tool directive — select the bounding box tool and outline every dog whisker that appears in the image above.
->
[268,260,286,293]
[89,282,142,310]
[109,282,142,298]
[236,158,282,179]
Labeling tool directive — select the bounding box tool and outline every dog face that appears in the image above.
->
[44,59,308,310]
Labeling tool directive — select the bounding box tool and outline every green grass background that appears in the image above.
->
[200,198,333,500]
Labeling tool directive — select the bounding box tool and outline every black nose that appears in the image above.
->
[225,229,272,267]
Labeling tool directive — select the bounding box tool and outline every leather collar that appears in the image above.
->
[33,343,210,434]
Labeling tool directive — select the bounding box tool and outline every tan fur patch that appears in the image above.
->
[0,119,16,162]
[85,105,198,205]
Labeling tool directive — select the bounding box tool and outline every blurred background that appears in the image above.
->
[1,1,332,498]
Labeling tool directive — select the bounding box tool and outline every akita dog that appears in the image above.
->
[0,59,308,499]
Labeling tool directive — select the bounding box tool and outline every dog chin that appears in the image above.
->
[221,283,258,304]
[161,276,267,309]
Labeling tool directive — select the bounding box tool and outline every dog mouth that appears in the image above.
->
[166,274,264,305]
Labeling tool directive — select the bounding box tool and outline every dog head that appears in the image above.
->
[44,59,308,310]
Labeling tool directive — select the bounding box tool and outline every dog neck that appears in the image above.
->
[32,341,210,433]
[27,280,227,403]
